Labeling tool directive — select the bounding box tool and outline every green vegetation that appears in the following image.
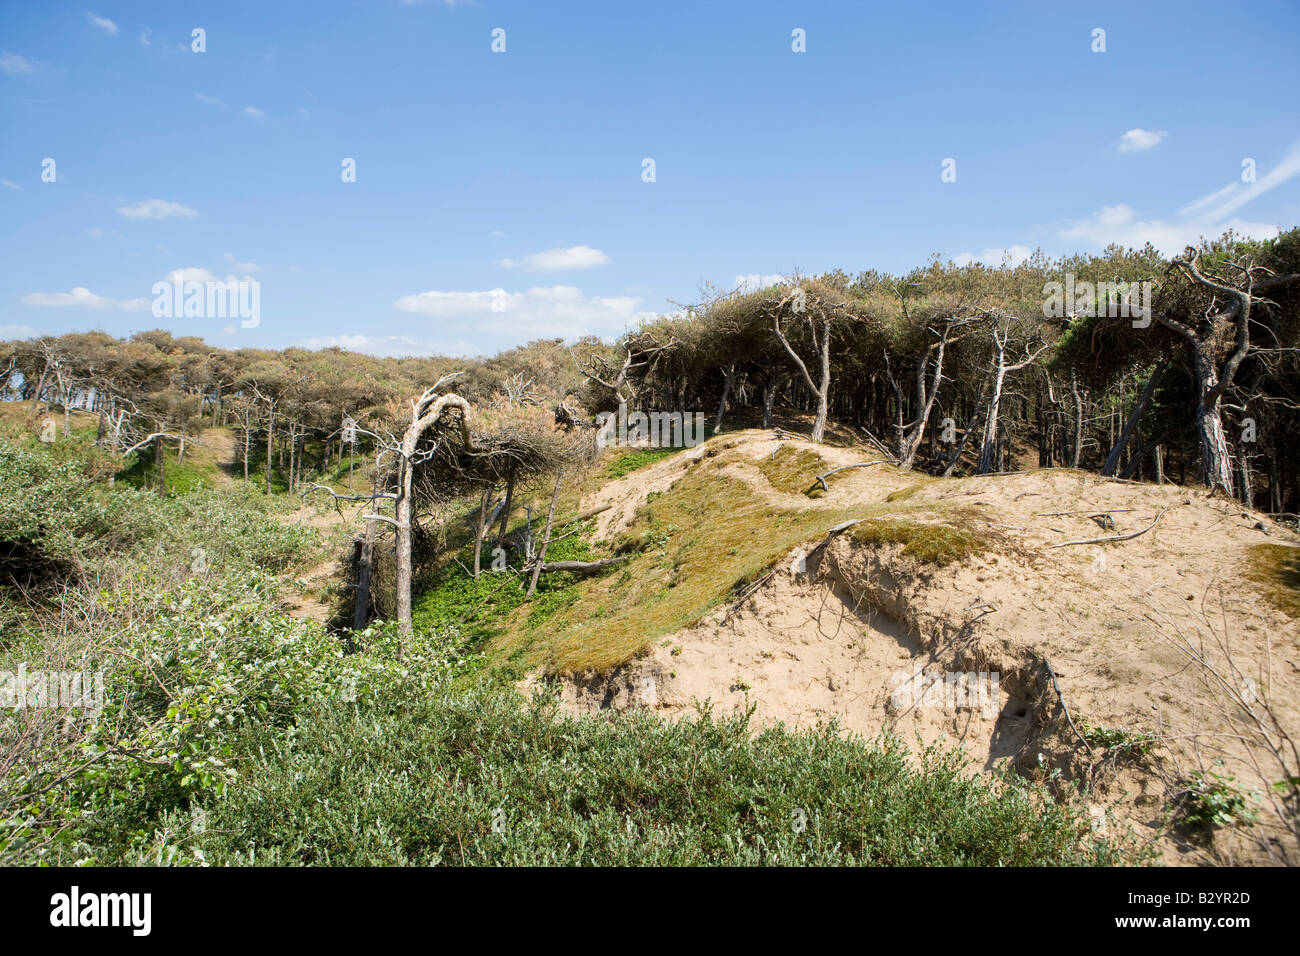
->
[1245,543,1300,619]
[174,688,1131,866]
[1180,768,1260,830]
[492,460,862,673]
[755,443,844,497]
[602,445,682,479]
[851,515,991,566]
[1077,718,1157,759]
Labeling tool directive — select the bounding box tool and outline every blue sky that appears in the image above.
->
[2,0,1299,357]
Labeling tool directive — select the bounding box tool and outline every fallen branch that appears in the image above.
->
[812,460,889,491]
[538,556,630,575]
[1047,507,1167,548]
[1044,658,1093,755]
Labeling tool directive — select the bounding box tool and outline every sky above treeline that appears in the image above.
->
[2,0,1299,358]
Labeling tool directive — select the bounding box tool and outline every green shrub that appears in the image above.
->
[169,687,1135,866]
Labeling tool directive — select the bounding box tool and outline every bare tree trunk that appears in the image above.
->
[526,471,562,599]
[497,472,516,546]
[265,405,275,494]
[1102,359,1165,477]
[1191,347,1235,494]
[287,423,297,494]
[713,364,736,435]
[472,485,493,578]
[154,435,166,496]
[1070,370,1084,469]
[354,478,377,631]
[762,380,777,429]
[944,373,990,478]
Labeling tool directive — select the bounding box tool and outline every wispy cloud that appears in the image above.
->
[0,51,33,74]
[293,333,480,358]
[496,245,609,271]
[394,284,650,340]
[22,286,147,311]
[86,13,118,35]
[118,199,198,221]
[1060,140,1300,254]
[951,246,1033,268]
[733,273,788,292]
[243,106,266,119]
[1117,128,1167,153]
[2,179,20,191]
[194,93,224,107]
[224,253,261,274]
[140,26,152,47]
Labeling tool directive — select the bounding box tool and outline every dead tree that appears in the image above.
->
[1152,251,1299,494]
[976,314,1051,474]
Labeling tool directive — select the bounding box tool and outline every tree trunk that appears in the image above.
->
[713,364,736,435]
[497,472,516,546]
[472,485,493,578]
[154,435,166,496]
[354,479,377,631]
[1070,371,1084,469]
[265,406,275,494]
[526,471,562,599]
[1102,359,1165,476]
[1191,348,1235,493]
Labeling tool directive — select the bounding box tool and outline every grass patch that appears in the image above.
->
[1244,543,1300,619]
[490,465,862,673]
[851,516,990,566]
[602,446,683,480]
[886,478,940,502]
[756,444,842,497]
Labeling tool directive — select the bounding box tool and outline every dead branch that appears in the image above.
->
[1047,508,1168,548]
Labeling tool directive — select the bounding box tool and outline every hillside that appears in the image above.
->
[511,430,1299,864]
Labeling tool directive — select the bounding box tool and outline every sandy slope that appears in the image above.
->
[547,430,1300,864]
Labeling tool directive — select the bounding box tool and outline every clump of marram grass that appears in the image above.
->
[886,478,939,502]
[756,444,846,497]
[851,517,990,566]
[1244,543,1300,619]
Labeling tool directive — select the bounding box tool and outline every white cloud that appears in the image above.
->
[194,93,223,107]
[1060,203,1279,254]
[2,179,20,190]
[0,52,33,74]
[224,253,261,274]
[1117,128,1167,153]
[243,106,266,119]
[952,246,1032,268]
[1058,142,1300,255]
[394,284,651,340]
[497,245,610,271]
[1178,141,1300,222]
[21,286,147,311]
[733,273,788,292]
[0,324,40,339]
[164,267,216,284]
[294,333,445,358]
[140,26,151,47]
[86,13,118,35]
[118,199,198,220]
